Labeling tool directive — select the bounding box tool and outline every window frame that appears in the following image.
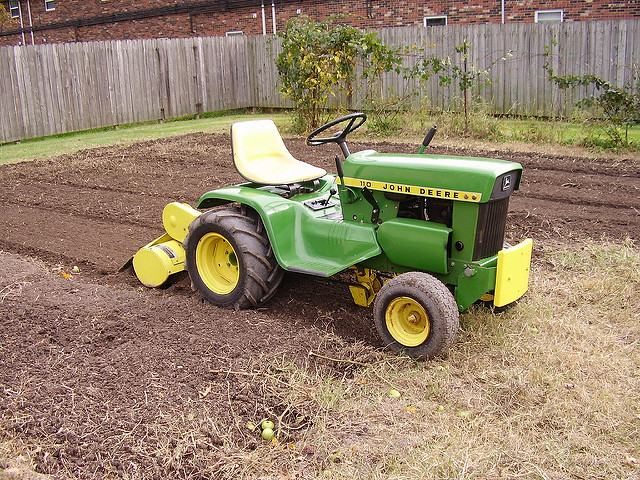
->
[534,9,564,23]
[9,0,20,18]
[424,15,448,27]
[44,0,55,12]
[225,30,244,37]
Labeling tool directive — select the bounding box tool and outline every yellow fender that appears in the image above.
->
[494,238,533,307]
[132,203,201,287]
[162,202,201,242]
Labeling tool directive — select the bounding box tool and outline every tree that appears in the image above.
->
[0,5,11,29]
[276,17,400,132]
[410,39,509,133]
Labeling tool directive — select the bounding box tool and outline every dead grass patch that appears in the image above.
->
[204,240,640,479]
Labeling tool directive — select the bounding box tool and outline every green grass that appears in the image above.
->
[498,117,640,147]
[2,109,639,166]
[368,108,640,150]
[0,111,291,165]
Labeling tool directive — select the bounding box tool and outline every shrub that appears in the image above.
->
[276,16,400,132]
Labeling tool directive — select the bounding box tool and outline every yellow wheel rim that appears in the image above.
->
[196,233,239,295]
[385,296,430,347]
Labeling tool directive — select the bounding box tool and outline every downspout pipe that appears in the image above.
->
[18,1,26,45]
[261,1,266,36]
[26,0,34,44]
[501,0,505,24]
[271,0,276,35]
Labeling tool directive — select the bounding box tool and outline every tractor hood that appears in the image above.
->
[342,150,523,203]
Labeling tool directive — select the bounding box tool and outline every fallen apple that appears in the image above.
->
[388,389,401,398]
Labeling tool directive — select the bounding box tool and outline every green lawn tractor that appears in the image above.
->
[132,113,532,359]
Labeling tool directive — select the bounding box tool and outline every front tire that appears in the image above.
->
[184,207,284,309]
[373,272,459,359]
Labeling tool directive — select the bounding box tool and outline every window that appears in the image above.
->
[535,9,563,23]
[9,0,20,18]
[424,16,447,27]
[225,30,244,37]
[44,0,55,11]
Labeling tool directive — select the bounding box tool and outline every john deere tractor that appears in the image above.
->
[132,113,532,359]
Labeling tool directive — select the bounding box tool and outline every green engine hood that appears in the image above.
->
[342,150,523,203]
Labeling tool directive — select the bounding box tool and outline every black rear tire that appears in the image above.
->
[184,206,284,310]
[373,272,459,359]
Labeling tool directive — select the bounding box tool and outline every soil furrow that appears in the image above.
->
[518,192,638,210]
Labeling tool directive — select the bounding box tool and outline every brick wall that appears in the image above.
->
[1,0,639,46]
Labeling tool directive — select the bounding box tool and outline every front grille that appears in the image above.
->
[474,198,510,260]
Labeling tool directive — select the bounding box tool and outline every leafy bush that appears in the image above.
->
[0,5,11,28]
[276,17,400,132]
[544,44,640,148]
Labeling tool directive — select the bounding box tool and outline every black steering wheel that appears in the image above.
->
[306,112,367,147]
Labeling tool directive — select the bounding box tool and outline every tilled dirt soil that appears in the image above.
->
[1,132,639,479]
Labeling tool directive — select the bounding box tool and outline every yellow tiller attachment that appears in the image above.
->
[131,203,201,287]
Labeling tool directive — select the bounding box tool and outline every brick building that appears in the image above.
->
[1,0,639,46]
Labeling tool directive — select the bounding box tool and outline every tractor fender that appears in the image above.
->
[197,186,381,277]
[162,202,202,242]
[376,218,452,275]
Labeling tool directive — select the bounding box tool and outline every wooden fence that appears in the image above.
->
[1,19,639,143]
[375,20,640,118]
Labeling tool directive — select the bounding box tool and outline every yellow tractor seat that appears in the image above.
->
[231,119,326,185]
